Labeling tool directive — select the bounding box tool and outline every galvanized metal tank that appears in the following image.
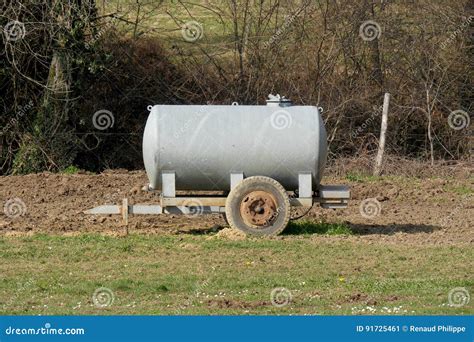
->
[143,96,327,191]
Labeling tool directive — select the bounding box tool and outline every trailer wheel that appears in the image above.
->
[225,176,291,236]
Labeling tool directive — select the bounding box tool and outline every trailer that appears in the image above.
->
[85,95,350,236]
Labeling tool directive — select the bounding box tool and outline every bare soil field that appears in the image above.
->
[0,168,472,246]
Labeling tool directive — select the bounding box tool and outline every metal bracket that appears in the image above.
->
[230,172,244,190]
[298,172,312,198]
[317,185,351,209]
[162,171,176,198]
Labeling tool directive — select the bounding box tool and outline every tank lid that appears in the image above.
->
[266,94,292,107]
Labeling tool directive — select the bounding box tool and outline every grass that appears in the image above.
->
[344,172,433,184]
[100,0,314,58]
[345,172,380,183]
[61,165,80,174]
[102,1,235,46]
[0,233,472,315]
[444,185,473,196]
[284,220,353,235]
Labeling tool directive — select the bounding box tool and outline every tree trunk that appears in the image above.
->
[11,0,97,173]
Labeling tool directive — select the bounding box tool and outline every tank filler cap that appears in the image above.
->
[266,94,293,107]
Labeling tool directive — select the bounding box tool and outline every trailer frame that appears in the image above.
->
[85,172,350,227]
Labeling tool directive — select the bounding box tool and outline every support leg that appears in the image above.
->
[298,173,312,198]
[162,171,176,197]
[230,172,244,190]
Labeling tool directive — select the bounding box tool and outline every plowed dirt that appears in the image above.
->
[1,170,472,246]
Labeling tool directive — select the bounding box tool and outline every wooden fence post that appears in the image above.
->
[374,93,390,176]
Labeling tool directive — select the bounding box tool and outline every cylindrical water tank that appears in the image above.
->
[143,103,327,191]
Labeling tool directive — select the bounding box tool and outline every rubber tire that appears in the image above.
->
[225,176,291,236]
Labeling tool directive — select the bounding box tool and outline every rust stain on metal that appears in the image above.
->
[240,191,277,228]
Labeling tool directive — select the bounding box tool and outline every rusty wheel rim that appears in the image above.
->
[239,191,278,228]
